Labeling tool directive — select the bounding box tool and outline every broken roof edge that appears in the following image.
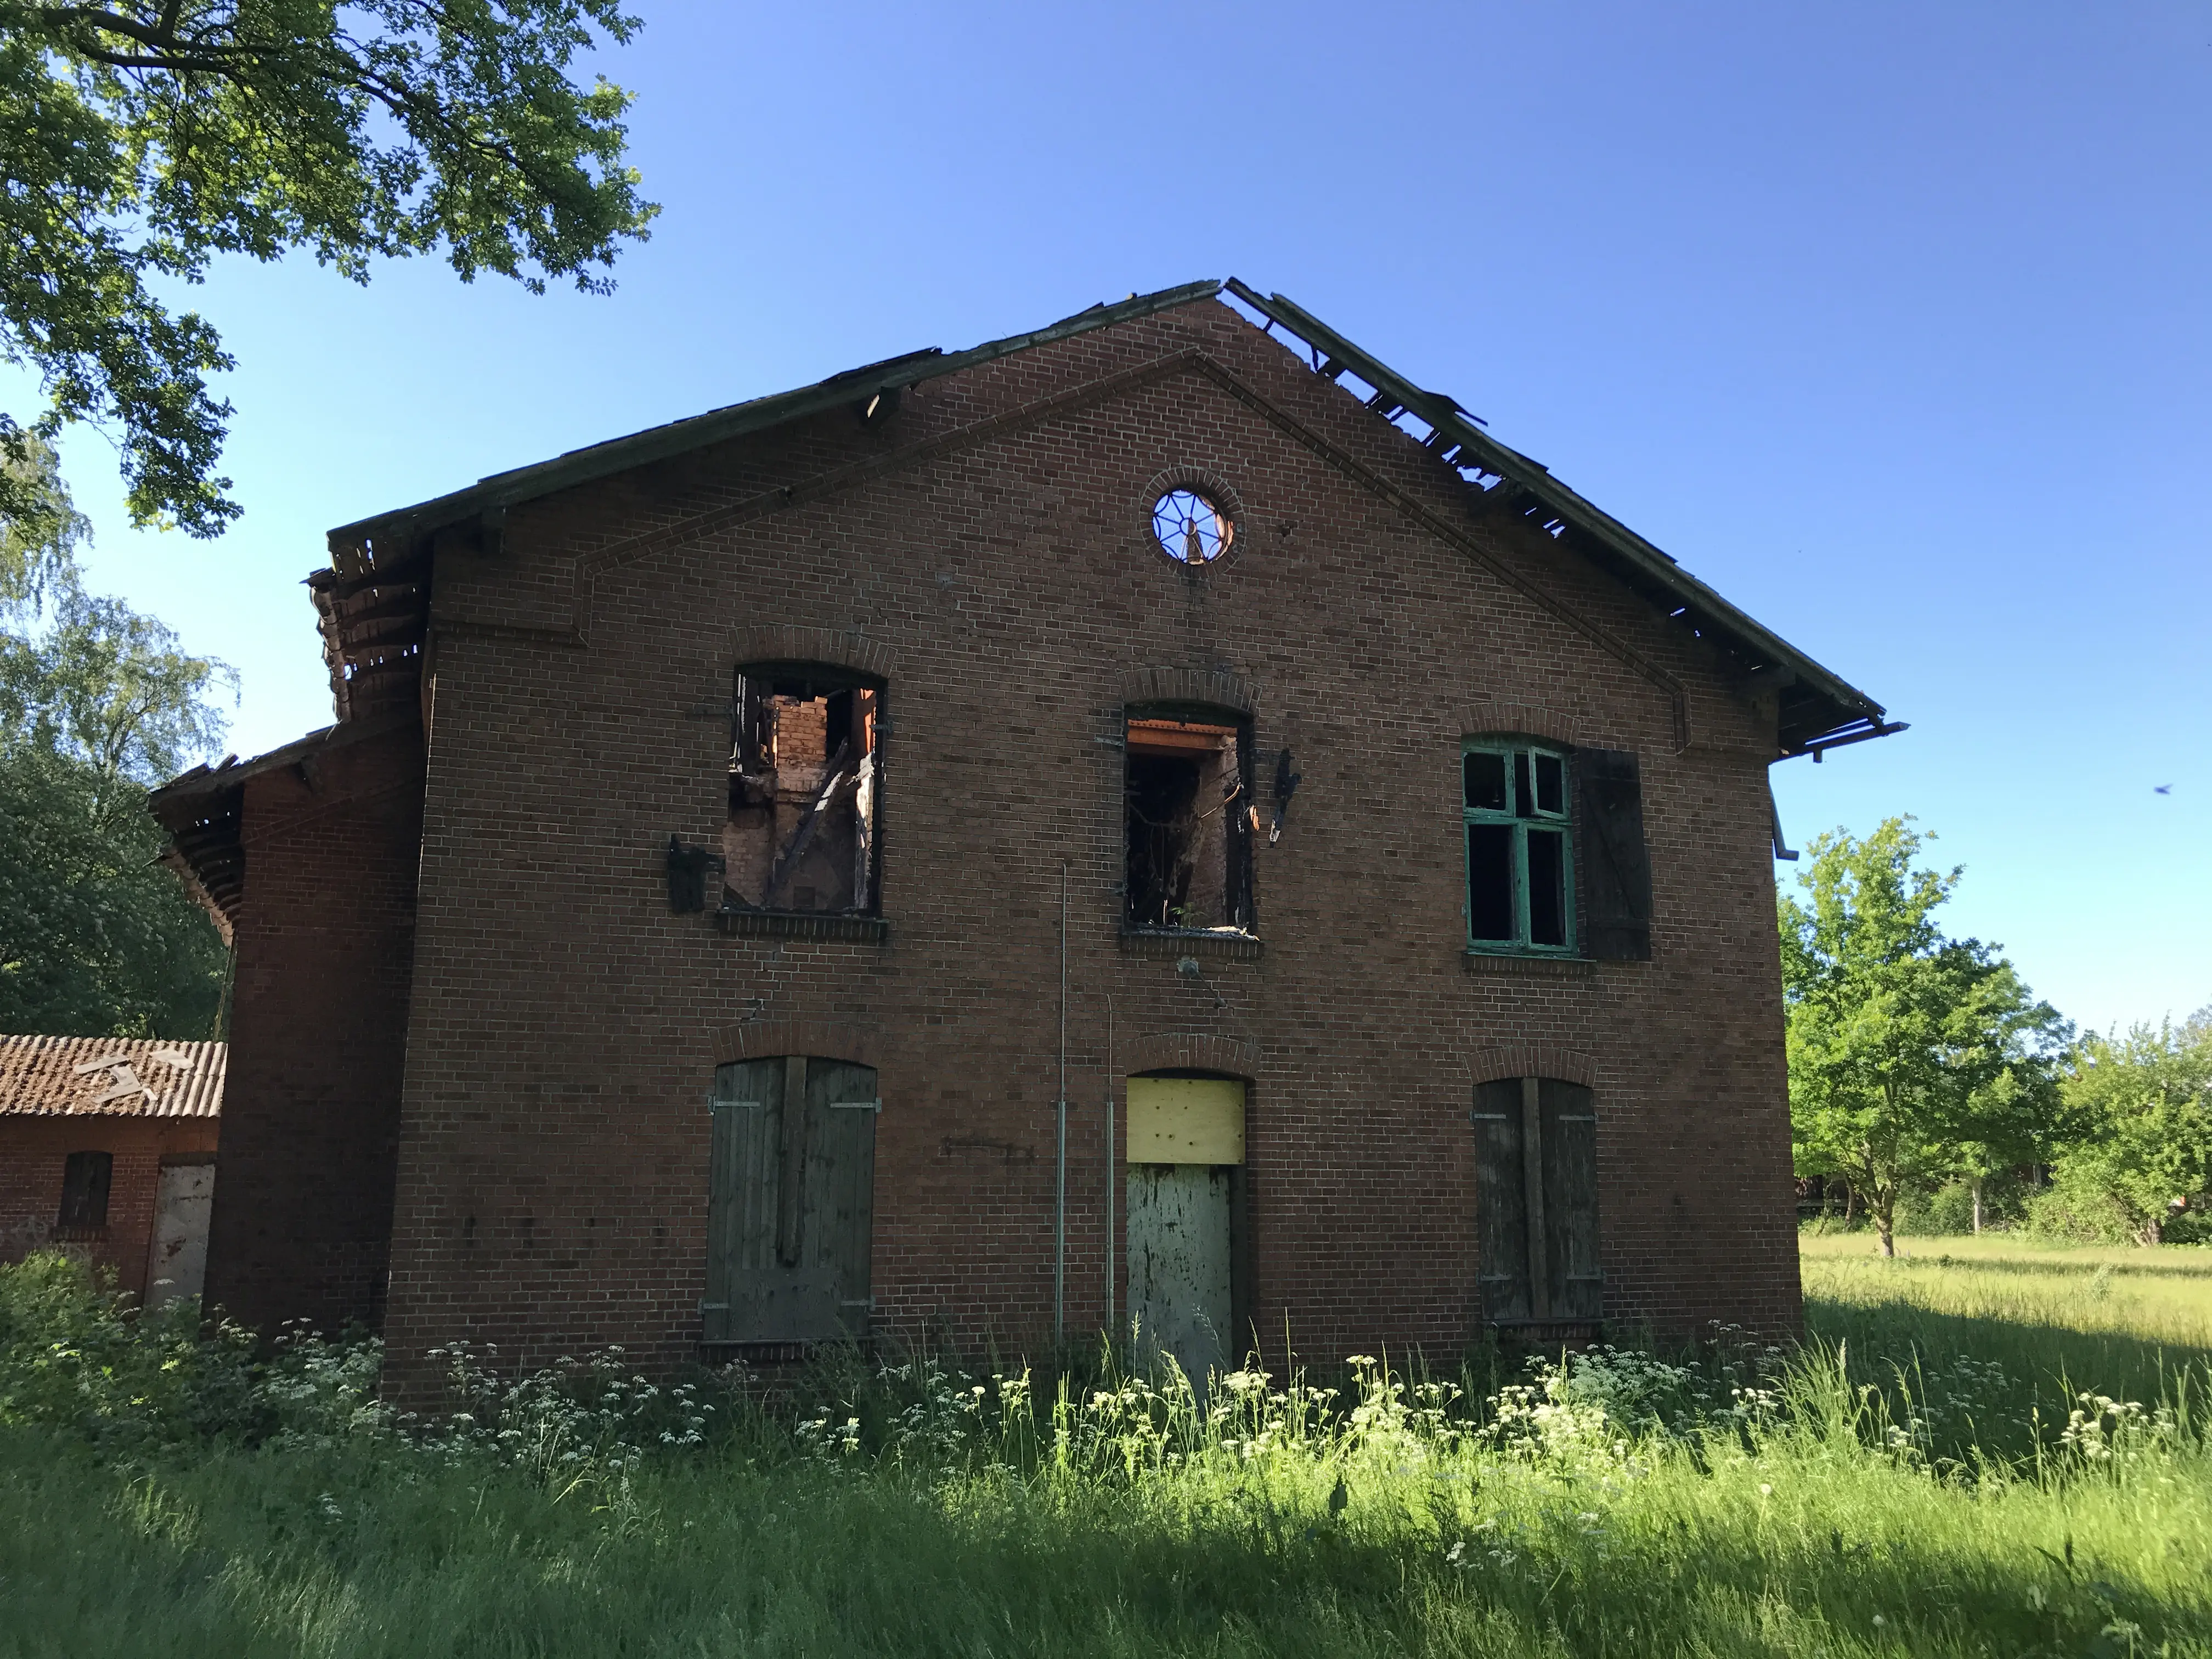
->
[148,709,426,939]
[326,280,1226,556]
[1217,279,1894,755]
[148,708,417,812]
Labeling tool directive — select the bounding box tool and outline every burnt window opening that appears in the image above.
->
[58,1150,112,1232]
[1125,712,1255,934]
[723,667,883,916]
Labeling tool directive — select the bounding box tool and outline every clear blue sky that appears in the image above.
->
[19,1,2210,1035]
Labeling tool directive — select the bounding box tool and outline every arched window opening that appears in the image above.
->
[724,664,883,916]
[1124,707,1255,935]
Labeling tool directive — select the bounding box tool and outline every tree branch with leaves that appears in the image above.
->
[0,0,656,535]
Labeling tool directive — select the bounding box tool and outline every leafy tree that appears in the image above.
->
[2046,1021,2212,1245]
[0,436,232,1035]
[1,0,655,535]
[1781,817,2069,1256]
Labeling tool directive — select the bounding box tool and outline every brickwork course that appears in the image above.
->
[149,281,1894,1392]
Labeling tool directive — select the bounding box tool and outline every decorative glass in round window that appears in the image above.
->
[1151,489,1234,565]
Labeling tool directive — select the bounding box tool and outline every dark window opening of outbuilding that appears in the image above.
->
[58,1150,112,1232]
[1125,713,1255,933]
[724,667,882,916]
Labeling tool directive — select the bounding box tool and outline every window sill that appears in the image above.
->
[1462,950,1595,979]
[714,909,889,944]
[1118,927,1263,961]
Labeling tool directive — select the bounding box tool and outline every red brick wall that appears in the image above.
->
[0,1118,219,1298]
[200,723,424,1334]
[347,295,1804,1391]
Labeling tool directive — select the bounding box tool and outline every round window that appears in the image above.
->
[1150,489,1234,565]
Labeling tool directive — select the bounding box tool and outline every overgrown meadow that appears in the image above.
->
[2,1242,2208,1658]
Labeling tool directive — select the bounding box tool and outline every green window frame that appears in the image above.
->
[1462,740,1576,955]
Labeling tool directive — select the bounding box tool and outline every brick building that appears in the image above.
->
[0,1035,223,1306]
[150,280,1895,1386]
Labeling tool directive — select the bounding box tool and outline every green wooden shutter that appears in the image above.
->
[704,1059,783,1343]
[1575,749,1652,961]
[1538,1081,1602,1320]
[1471,1079,1530,1321]
[805,1059,879,1341]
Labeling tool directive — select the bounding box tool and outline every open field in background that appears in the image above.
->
[1,1245,2208,1658]
[1802,1231,2212,1431]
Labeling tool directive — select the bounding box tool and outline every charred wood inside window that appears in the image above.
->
[723,666,883,917]
[1124,711,1255,934]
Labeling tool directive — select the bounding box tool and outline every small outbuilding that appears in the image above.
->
[0,1035,223,1306]
[150,280,1896,1387]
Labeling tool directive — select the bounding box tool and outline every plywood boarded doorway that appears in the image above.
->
[145,1155,215,1309]
[1126,1076,1245,1387]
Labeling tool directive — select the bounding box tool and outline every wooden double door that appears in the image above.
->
[703,1057,877,1344]
[1472,1077,1601,1323]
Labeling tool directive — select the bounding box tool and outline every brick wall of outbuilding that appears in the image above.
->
[360,294,1802,1392]
[200,723,424,1333]
[0,1118,219,1299]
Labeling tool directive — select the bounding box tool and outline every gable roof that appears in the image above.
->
[314,278,1893,759]
[0,1035,225,1119]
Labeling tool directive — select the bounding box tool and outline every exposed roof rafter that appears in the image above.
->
[1216,279,1893,758]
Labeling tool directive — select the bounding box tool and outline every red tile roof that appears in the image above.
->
[0,1035,225,1119]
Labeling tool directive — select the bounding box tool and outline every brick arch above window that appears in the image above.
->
[724,626,894,683]
[1122,665,1255,716]
[712,1019,884,1071]
[1465,1044,1598,1090]
[1454,701,1636,753]
[1119,1031,1256,1081]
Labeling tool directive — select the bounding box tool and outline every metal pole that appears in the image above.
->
[1056,861,1068,1345]
[1105,995,1115,1335]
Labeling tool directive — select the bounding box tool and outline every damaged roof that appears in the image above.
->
[159,280,1894,935]
[147,713,417,938]
[316,278,1892,759]
[0,1035,225,1119]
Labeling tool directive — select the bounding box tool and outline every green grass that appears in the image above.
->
[1803,1229,2212,1350]
[1,1245,2209,1657]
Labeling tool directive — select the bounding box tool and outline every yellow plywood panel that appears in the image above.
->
[1126,1076,1245,1165]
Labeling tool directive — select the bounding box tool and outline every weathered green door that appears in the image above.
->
[703,1057,877,1344]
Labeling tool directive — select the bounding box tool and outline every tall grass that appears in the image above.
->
[2,1246,2208,1658]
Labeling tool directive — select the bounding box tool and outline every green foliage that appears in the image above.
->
[3,1246,2210,1657]
[0,0,656,535]
[2048,1020,2212,1245]
[1782,817,2069,1257]
[0,1252,255,1446]
[0,436,231,1035]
